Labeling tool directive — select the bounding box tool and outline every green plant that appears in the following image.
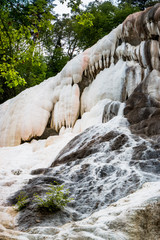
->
[15,191,28,211]
[34,183,73,212]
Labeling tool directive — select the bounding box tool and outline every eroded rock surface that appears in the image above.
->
[124,70,160,137]
[1,4,160,146]
[7,123,160,232]
[3,183,160,240]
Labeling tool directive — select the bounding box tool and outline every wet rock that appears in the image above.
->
[11,169,22,176]
[51,128,122,167]
[30,168,49,175]
[36,128,58,140]
[132,143,148,160]
[20,182,159,240]
[102,101,121,122]
[124,70,160,137]
[110,133,128,151]
[8,125,160,231]
[122,3,160,46]
[9,176,64,206]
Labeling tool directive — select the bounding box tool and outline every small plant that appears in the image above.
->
[34,183,73,212]
[15,191,28,211]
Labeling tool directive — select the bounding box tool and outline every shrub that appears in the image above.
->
[34,183,73,212]
[15,191,28,211]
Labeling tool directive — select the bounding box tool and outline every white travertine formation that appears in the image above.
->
[1,4,160,146]
[0,81,54,146]
[146,70,160,102]
[51,84,80,131]
[0,25,123,146]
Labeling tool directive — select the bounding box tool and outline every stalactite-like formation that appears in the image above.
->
[1,4,160,147]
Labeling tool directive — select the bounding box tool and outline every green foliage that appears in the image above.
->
[0,0,55,103]
[34,183,73,212]
[17,53,47,88]
[47,15,79,60]
[14,183,73,213]
[46,48,69,78]
[15,191,29,211]
[72,1,138,50]
[145,0,160,8]
[60,0,82,13]
[113,3,139,26]
[76,12,95,27]
[117,0,159,10]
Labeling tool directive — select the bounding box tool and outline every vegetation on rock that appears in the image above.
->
[15,191,29,211]
[15,183,73,213]
[34,183,73,212]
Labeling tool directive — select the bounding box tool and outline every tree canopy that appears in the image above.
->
[0,0,55,102]
[117,0,159,10]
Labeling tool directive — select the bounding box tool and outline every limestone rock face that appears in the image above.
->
[1,4,160,146]
[26,182,160,240]
[7,123,160,234]
[1,4,160,240]
[124,70,160,137]
[122,4,160,45]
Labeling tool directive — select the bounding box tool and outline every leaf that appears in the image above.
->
[76,13,95,27]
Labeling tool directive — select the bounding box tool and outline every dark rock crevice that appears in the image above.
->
[124,71,160,138]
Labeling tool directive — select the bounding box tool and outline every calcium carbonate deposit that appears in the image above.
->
[0,3,160,240]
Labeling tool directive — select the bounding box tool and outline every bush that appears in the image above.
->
[14,183,73,212]
[34,183,73,212]
[15,191,29,211]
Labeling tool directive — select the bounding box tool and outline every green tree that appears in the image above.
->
[41,15,72,78]
[65,1,117,51]
[54,15,80,59]
[46,48,69,78]
[113,3,139,26]
[71,1,138,50]
[117,0,159,10]
[0,0,55,103]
